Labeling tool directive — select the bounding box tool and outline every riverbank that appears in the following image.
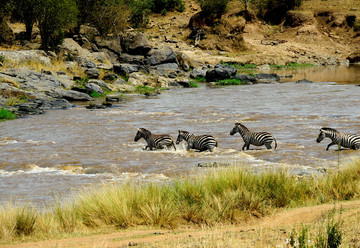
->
[1,159,360,246]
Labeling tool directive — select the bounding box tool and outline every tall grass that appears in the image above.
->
[1,159,360,243]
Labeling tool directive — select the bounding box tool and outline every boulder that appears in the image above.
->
[190,68,207,79]
[233,74,257,84]
[347,50,360,63]
[103,73,118,81]
[48,89,93,101]
[119,53,145,65]
[113,63,140,75]
[0,50,52,66]
[88,79,111,91]
[255,73,280,83]
[205,64,237,82]
[84,68,100,79]
[122,33,152,55]
[85,83,104,94]
[94,36,122,55]
[59,38,90,57]
[296,78,313,83]
[145,46,178,66]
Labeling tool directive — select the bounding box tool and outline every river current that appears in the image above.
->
[1,65,360,206]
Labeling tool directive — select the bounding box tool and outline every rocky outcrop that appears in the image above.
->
[347,50,360,63]
[205,64,237,82]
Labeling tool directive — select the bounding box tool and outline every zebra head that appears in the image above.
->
[134,128,150,142]
[230,123,249,136]
[316,127,336,143]
[176,130,189,144]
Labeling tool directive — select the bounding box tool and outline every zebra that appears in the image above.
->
[134,128,176,151]
[316,127,360,151]
[230,122,277,150]
[176,130,218,152]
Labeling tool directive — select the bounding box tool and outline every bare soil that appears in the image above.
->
[1,200,360,248]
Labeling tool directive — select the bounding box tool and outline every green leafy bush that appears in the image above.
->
[216,79,246,86]
[0,108,16,121]
[196,0,230,18]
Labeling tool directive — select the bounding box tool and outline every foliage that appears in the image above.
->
[151,0,185,14]
[37,0,78,50]
[128,0,153,27]
[135,85,156,94]
[90,91,106,98]
[253,0,304,24]
[216,79,246,86]
[189,81,199,88]
[11,0,41,41]
[77,0,129,36]
[196,0,230,18]
[0,108,16,120]
[221,61,257,70]
[75,77,89,87]
[194,76,207,82]
[15,208,37,236]
[0,55,5,64]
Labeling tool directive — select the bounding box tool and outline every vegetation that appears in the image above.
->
[0,108,16,120]
[135,85,157,95]
[196,0,230,18]
[221,61,257,70]
[270,62,315,70]
[1,159,360,243]
[189,81,199,87]
[216,78,246,85]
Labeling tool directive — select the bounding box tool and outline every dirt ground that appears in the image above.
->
[1,200,359,248]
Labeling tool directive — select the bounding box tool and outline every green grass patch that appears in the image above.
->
[270,62,315,70]
[135,85,156,95]
[221,61,257,70]
[194,76,206,82]
[74,77,89,88]
[0,108,16,121]
[189,81,199,88]
[215,79,246,86]
[90,91,106,98]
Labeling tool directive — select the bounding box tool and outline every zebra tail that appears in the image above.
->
[273,137,278,150]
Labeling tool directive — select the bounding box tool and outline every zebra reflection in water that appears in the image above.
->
[134,128,176,151]
[316,127,360,151]
[176,130,218,152]
[230,122,277,150]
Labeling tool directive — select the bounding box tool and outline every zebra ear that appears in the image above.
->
[178,130,181,133]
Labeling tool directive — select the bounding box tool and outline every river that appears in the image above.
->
[1,65,360,206]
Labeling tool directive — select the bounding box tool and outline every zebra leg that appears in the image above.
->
[143,145,149,150]
[265,143,272,149]
[242,144,247,150]
[326,142,336,151]
[246,144,250,150]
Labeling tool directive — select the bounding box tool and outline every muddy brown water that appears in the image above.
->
[1,65,360,206]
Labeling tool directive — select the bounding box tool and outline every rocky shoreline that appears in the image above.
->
[0,32,300,118]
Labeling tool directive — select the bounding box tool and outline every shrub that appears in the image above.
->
[0,108,16,120]
[15,208,37,236]
[196,0,230,18]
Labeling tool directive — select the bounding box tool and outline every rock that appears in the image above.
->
[85,83,104,94]
[255,73,280,83]
[85,103,112,109]
[84,68,100,79]
[15,99,71,116]
[71,87,93,95]
[347,50,360,63]
[49,89,93,101]
[119,53,145,65]
[296,78,313,83]
[103,73,118,81]
[88,79,111,91]
[190,68,207,79]
[122,33,152,55]
[233,74,257,84]
[205,64,237,82]
[113,64,140,76]
[59,38,90,58]
[106,94,123,102]
[154,63,179,69]
[145,46,178,66]
[94,36,122,55]
[128,72,148,87]
[82,60,97,68]
[79,25,100,38]
[0,50,52,66]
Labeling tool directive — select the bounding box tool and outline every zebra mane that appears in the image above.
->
[139,128,152,137]
[320,127,338,132]
[179,130,189,135]
[235,122,250,132]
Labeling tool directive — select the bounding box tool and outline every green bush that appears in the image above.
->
[196,0,230,18]
[0,108,16,121]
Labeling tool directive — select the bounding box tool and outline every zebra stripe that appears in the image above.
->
[230,122,277,150]
[176,130,218,152]
[134,128,176,150]
[316,127,360,151]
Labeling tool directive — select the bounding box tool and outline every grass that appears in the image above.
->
[189,81,199,88]
[1,159,360,243]
[0,108,16,121]
[135,85,157,95]
[220,61,257,70]
[215,79,246,86]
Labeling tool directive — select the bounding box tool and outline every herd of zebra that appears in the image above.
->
[134,123,360,152]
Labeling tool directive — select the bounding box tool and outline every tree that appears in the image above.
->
[197,0,230,18]
[12,0,41,41]
[37,0,77,50]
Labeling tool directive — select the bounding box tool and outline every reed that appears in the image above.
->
[1,159,360,243]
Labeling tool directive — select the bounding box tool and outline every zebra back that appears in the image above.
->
[135,128,176,150]
[177,130,217,152]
